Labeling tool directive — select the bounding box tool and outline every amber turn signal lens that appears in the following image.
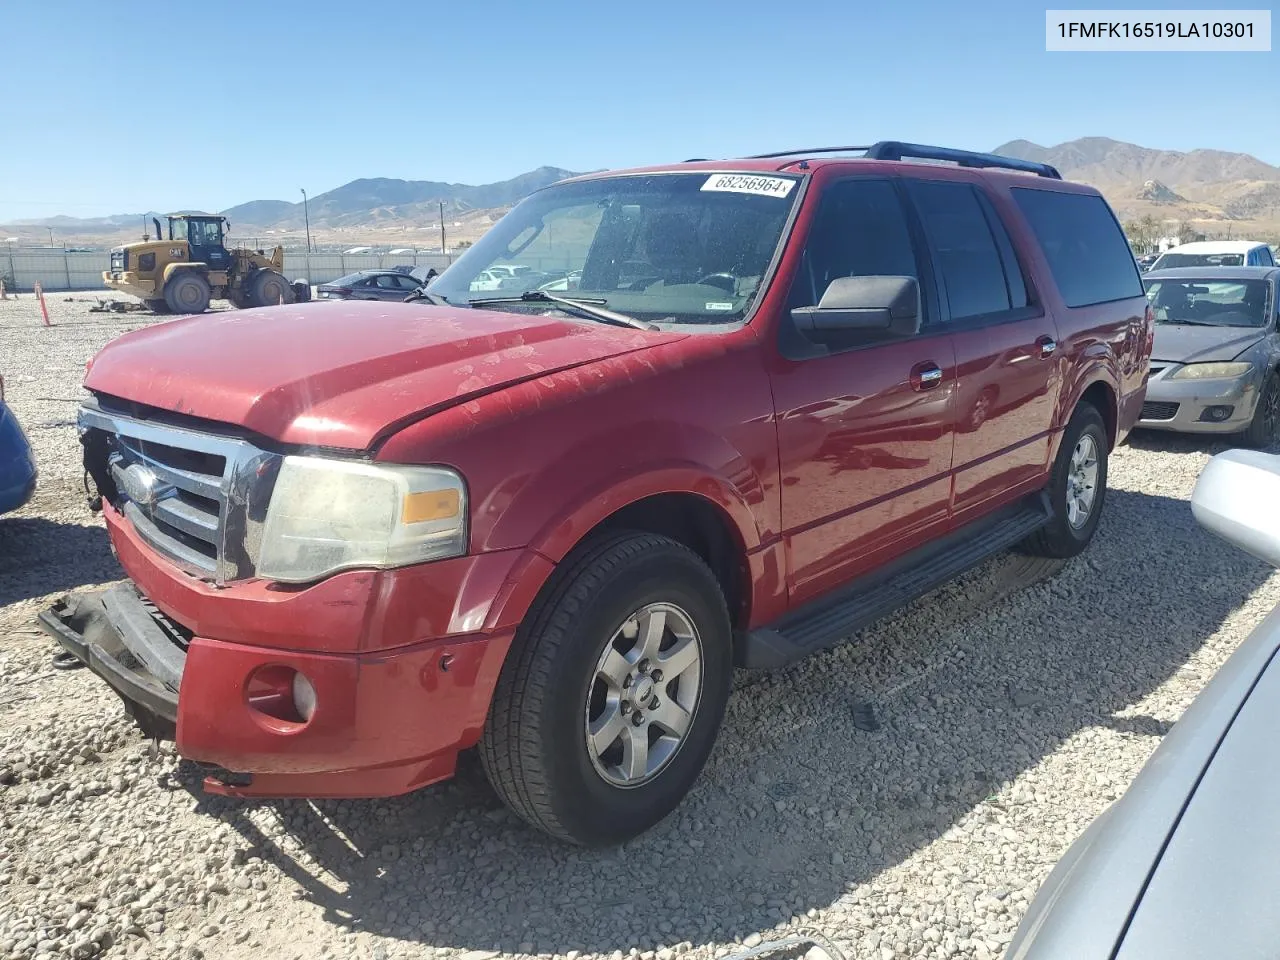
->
[403,489,461,524]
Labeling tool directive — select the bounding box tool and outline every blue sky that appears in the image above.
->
[1,0,1275,220]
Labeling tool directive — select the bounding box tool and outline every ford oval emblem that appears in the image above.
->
[120,464,172,509]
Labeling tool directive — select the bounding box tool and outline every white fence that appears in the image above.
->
[0,249,459,292]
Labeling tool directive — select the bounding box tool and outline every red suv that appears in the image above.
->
[42,142,1152,846]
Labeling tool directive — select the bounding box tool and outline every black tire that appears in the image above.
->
[1021,402,1109,558]
[143,299,169,314]
[250,270,293,307]
[291,280,312,303]
[479,532,733,846]
[163,272,211,314]
[1243,371,1280,448]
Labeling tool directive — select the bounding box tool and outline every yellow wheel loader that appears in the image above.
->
[104,214,311,313]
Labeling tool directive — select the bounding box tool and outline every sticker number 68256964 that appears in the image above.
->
[700,174,797,198]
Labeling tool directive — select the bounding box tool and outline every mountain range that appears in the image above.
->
[994,137,1280,232]
[6,139,1280,242]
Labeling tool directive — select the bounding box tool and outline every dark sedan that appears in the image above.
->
[1007,447,1280,959]
[316,270,424,302]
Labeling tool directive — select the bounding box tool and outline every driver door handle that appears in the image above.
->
[1037,335,1057,358]
[911,361,944,391]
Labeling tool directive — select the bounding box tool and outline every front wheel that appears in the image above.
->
[479,532,732,846]
[1242,371,1280,448]
[250,270,293,307]
[163,272,211,314]
[1021,402,1109,558]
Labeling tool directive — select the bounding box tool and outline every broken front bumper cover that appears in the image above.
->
[37,584,183,740]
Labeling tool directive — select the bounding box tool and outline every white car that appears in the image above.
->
[468,269,525,292]
[1151,240,1277,270]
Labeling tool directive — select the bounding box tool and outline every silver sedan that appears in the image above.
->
[1007,448,1280,959]
[1137,266,1280,445]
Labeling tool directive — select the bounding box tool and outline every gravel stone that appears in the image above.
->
[2,293,1275,960]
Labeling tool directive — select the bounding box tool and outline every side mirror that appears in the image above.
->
[1191,449,1280,568]
[790,275,921,338]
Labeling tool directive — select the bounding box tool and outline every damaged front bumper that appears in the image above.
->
[37,584,186,740]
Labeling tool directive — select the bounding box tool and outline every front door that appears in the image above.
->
[769,176,957,606]
[901,178,1062,522]
[188,219,231,271]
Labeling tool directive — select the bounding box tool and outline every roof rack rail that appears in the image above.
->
[741,142,1061,179]
[745,146,871,159]
[864,141,1062,179]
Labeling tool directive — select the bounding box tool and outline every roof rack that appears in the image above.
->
[742,141,1062,179]
[745,146,871,159]
[864,141,1061,179]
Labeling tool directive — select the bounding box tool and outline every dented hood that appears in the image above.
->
[84,300,683,449]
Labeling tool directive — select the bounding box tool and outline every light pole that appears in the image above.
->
[5,238,16,287]
[438,200,446,256]
[47,227,55,248]
[300,188,313,253]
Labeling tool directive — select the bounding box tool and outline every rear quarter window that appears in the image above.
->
[1010,189,1144,308]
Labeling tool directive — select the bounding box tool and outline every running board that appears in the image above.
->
[739,493,1052,669]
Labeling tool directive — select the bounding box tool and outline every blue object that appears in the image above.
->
[0,399,37,514]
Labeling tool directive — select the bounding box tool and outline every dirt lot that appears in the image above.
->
[2,293,1276,960]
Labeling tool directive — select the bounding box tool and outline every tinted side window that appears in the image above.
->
[787,178,920,309]
[1011,188,1144,308]
[974,190,1029,309]
[781,179,922,356]
[905,181,1010,321]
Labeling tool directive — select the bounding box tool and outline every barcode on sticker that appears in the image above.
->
[701,174,797,198]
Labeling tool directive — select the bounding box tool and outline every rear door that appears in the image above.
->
[769,175,957,605]
[902,178,1062,522]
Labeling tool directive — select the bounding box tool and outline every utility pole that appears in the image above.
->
[300,188,313,253]
[47,227,55,248]
[439,200,446,255]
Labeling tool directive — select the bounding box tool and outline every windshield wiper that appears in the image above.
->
[470,290,657,330]
[1161,319,1217,326]
[403,289,449,306]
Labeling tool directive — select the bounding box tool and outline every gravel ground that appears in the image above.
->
[2,292,1276,960]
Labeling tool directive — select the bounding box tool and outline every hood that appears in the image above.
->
[1112,649,1280,960]
[1152,324,1264,364]
[84,300,684,449]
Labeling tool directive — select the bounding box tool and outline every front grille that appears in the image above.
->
[1141,401,1179,421]
[79,399,281,583]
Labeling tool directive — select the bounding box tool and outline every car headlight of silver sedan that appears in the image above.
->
[257,457,467,583]
[1168,361,1254,380]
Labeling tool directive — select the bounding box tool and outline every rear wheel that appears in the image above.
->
[1243,371,1280,448]
[291,280,312,303]
[1021,402,1108,558]
[250,270,293,307]
[479,532,733,846]
[163,272,211,314]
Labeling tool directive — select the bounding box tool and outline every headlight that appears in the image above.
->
[1169,362,1253,380]
[256,457,467,583]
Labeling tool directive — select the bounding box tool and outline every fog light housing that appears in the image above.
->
[1200,405,1235,423]
[245,665,315,730]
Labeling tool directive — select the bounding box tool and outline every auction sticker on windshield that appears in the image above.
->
[701,174,797,198]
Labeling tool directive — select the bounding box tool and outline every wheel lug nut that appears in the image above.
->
[631,713,645,726]
[649,696,660,710]
[650,669,663,682]
[623,675,632,689]
[638,659,651,673]
[620,701,631,715]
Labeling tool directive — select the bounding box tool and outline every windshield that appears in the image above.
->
[1144,278,1272,327]
[168,218,188,242]
[429,172,802,325]
[1152,251,1245,268]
